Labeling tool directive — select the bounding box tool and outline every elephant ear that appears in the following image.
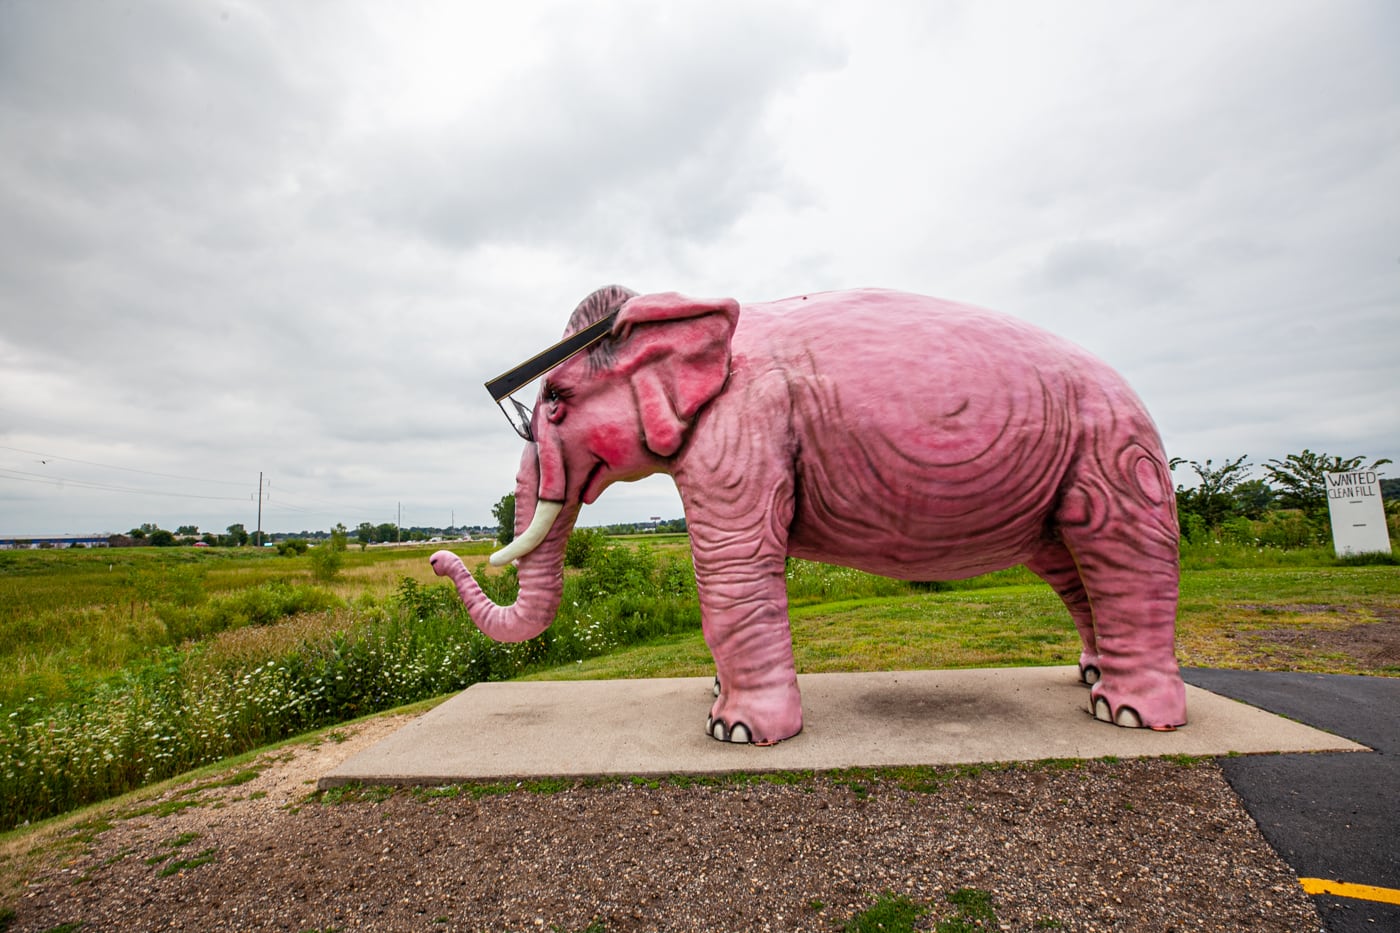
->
[613,292,740,458]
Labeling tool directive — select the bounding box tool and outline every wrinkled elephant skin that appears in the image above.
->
[434,287,1186,745]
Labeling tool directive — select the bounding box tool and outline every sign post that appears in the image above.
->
[1325,470,1391,557]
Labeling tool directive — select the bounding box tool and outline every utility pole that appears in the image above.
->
[397,501,401,543]
[256,471,264,547]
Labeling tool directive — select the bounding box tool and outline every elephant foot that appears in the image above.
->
[1087,671,1186,731]
[1075,647,1097,683]
[707,716,753,744]
[1091,696,1144,728]
[707,679,803,745]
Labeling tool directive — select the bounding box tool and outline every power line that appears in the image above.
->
[261,484,350,512]
[1,445,429,527]
[0,444,248,488]
[2,466,382,522]
[0,467,248,502]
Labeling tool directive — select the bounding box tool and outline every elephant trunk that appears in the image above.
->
[429,447,579,643]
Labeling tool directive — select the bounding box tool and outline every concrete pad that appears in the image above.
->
[319,666,1368,789]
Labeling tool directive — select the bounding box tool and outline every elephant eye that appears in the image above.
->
[544,383,572,404]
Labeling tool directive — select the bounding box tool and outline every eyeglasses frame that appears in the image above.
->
[484,310,620,441]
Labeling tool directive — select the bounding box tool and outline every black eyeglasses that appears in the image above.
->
[484,310,619,441]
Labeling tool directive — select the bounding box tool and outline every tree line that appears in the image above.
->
[488,493,686,547]
[119,523,253,547]
[110,521,495,549]
[1171,448,1395,547]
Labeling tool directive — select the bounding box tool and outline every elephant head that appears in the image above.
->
[431,285,740,642]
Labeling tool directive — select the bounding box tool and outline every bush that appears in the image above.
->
[394,576,463,620]
[565,527,608,568]
[159,583,343,643]
[1219,515,1255,545]
[309,528,347,583]
[785,558,910,606]
[473,562,519,605]
[1178,508,1330,551]
[1178,513,1208,546]
[1253,511,1325,549]
[576,541,657,602]
[276,539,310,556]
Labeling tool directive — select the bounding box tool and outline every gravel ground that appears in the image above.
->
[5,715,1323,932]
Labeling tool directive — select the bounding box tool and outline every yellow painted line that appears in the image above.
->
[1299,877,1400,906]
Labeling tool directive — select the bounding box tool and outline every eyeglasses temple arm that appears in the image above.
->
[484,311,619,401]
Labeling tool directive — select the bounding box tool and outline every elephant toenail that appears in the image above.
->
[1092,697,1112,723]
[729,723,751,744]
[1114,706,1143,728]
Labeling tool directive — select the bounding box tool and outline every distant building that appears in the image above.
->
[0,534,112,550]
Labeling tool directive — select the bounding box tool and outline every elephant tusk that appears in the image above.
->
[489,500,564,566]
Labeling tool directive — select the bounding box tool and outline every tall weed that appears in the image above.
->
[0,543,698,829]
[1179,540,1348,570]
[1,582,343,708]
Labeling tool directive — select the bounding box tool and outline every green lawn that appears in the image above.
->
[522,565,1400,681]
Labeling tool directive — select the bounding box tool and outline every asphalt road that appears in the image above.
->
[1182,669,1400,933]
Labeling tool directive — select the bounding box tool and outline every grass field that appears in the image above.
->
[0,542,494,707]
[522,564,1400,682]
[1,536,1396,831]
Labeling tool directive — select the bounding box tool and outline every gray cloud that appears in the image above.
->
[348,4,842,253]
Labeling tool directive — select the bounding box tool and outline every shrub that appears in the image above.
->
[565,527,608,568]
[576,542,657,602]
[473,563,519,605]
[309,546,342,582]
[395,576,463,620]
[160,583,343,643]
[1254,510,1325,549]
[1219,515,1255,545]
[309,528,347,583]
[1178,513,1208,546]
[786,558,909,606]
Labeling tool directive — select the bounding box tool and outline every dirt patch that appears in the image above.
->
[1242,619,1400,673]
[5,719,1321,932]
[1179,601,1400,675]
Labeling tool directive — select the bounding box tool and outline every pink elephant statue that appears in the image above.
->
[431,286,1187,744]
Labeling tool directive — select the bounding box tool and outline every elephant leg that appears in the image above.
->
[680,474,804,747]
[1055,460,1186,730]
[695,549,803,745]
[1025,541,1100,685]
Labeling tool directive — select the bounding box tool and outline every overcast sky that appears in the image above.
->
[2,0,1397,538]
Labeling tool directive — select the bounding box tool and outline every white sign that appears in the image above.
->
[1325,470,1391,557]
